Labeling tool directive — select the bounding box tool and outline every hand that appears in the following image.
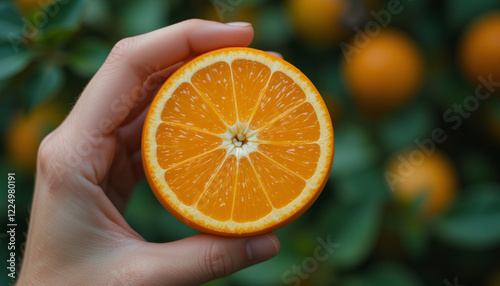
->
[17,20,280,286]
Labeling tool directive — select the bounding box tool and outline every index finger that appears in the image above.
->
[67,20,254,137]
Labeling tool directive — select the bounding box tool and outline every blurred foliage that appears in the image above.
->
[1,0,500,285]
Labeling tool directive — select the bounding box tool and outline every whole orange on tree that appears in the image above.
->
[6,103,65,172]
[386,150,457,216]
[342,29,424,117]
[459,11,500,85]
[287,0,348,45]
[16,0,54,13]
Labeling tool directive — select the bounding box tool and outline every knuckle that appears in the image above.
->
[179,19,204,39]
[36,129,72,189]
[107,37,138,64]
[204,241,234,279]
[37,131,59,176]
[181,18,204,28]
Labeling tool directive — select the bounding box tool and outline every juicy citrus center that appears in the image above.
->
[142,47,334,236]
[223,122,256,157]
[231,133,247,147]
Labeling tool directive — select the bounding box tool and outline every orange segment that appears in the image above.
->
[191,62,236,125]
[142,47,334,236]
[257,102,320,142]
[257,143,321,179]
[249,152,306,208]
[249,71,306,130]
[233,157,273,222]
[163,149,226,206]
[161,82,227,134]
[197,155,237,221]
[232,59,272,123]
[156,123,223,170]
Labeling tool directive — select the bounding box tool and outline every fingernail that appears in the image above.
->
[246,234,280,261]
[225,22,252,27]
[266,51,283,59]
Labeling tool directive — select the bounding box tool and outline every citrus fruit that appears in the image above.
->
[342,29,424,117]
[386,150,457,216]
[16,0,54,13]
[459,11,500,85]
[142,47,334,236]
[287,0,348,45]
[6,103,65,172]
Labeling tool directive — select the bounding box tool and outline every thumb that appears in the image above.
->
[141,233,280,286]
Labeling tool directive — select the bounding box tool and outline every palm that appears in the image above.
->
[100,131,143,214]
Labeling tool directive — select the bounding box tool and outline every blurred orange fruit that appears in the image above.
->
[16,0,54,13]
[142,47,334,236]
[342,29,424,117]
[459,11,500,85]
[6,103,65,172]
[386,150,457,216]
[287,0,348,45]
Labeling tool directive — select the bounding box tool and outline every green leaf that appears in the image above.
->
[458,152,497,184]
[434,184,500,249]
[318,191,383,269]
[69,38,111,77]
[380,103,434,151]
[0,43,33,80]
[229,252,296,286]
[39,0,88,38]
[23,63,64,110]
[330,123,379,178]
[82,0,111,30]
[398,195,430,258]
[0,2,23,42]
[447,0,500,30]
[119,0,169,37]
[0,94,17,136]
[341,262,423,286]
[48,0,88,30]
[336,168,391,204]
[36,27,76,47]
[253,5,292,48]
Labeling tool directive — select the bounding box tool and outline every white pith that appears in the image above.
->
[222,122,258,158]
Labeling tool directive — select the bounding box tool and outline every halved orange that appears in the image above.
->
[142,47,334,236]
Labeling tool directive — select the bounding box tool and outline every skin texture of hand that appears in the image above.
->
[17,20,280,286]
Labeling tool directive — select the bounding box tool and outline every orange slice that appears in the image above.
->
[142,47,334,236]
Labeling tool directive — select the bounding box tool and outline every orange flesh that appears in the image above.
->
[232,59,271,123]
[250,71,306,130]
[143,48,334,235]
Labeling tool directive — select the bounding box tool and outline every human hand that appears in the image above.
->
[17,20,280,286]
